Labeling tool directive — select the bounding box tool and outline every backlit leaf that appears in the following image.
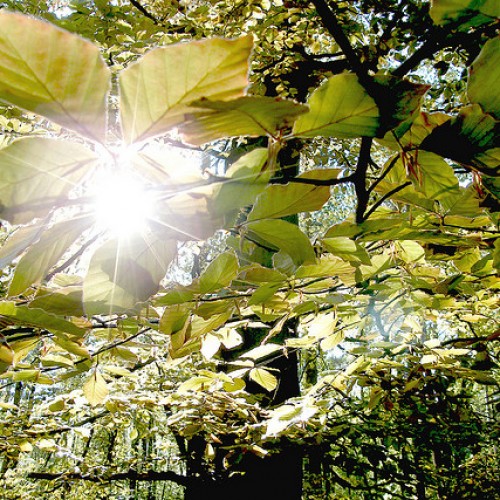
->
[293,73,379,138]
[0,220,47,269]
[0,301,86,336]
[468,36,500,120]
[180,96,307,145]
[249,367,278,392]
[248,180,330,221]
[0,138,98,224]
[83,370,109,406]
[120,36,253,143]
[199,251,239,293]
[9,216,94,296]
[246,219,316,267]
[323,237,371,266]
[0,11,110,141]
[83,236,177,315]
[212,148,271,225]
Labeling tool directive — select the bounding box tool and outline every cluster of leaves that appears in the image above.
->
[0,0,498,498]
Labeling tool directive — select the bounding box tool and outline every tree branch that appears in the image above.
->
[28,469,190,486]
[310,0,370,87]
[129,0,159,24]
[353,137,373,224]
[364,181,412,220]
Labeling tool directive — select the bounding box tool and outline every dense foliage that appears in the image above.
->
[0,1,498,499]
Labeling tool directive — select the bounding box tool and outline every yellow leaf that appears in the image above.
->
[249,368,278,392]
[83,370,109,406]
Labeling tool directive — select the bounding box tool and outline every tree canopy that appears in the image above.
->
[0,1,498,499]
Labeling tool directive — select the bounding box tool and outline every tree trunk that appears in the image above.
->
[184,142,304,500]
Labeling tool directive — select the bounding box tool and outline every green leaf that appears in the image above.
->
[468,36,500,120]
[120,35,253,143]
[420,104,500,176]
[0,220,47,269]
[373,76,430,137]
[246,219,316,267]
[212,148,271,224]
[247,180,331,221]
[83,370,109,406]
[410,151,459,200]
[52,336,90,359]
[379,111,451,150]
[159,305,190,335]
[0,301,86,336]
[83,236,177,315]
[249,367,278,392]
[199,251,239,293]
[0,11,110,141]
[0,138,98,224]
[10,338,40,364]
[430,0,500,26]
[292,73,379,138]
[8,216,94,296]
[179,96,308,145]
[0,343,14,373]
[322,237,371,266]
[29,287,84,317]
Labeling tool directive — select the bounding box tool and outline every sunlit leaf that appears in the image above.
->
[212,148,271,225]
[201,333,221,360]
[0,138,98,224]
[323,237,371,266]
[0,342,14,373]
[468,36,500,120]
[8,216,94,296]
[292,73,379,138]
[241,343,282,360]
[177,375,216,392]
[120,35,253,143]
[52,336,90,359]
[180,96,308,145]
[83,370,109,406]
[246,219,316,267]
[29,286,84,316]
[0,11,110,141]
[83,235,177,315]
[0,220,47,269]
[248,180,330,221]
[249,367,278,391]
[0,301,86,336]
[199,251,239,293]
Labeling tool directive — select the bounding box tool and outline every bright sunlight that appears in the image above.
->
[91,165,156,239]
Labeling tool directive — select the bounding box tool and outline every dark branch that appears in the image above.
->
[28,469,190,487]
[129,0,159,23]
[310,0,371,87]
[364,181,412,220]
[353,137,373,224]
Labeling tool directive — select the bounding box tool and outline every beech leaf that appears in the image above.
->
[180,96,308,145]
[120,35,253,143]
[83,370,109,406]
[0,11,110,141]
[0,138,98,225]
[83,236,177,315]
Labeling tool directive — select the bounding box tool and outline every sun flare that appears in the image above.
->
[92,171,155,238]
